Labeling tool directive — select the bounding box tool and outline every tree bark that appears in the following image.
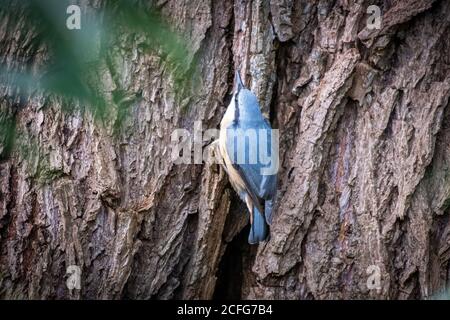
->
[1,0,450,299]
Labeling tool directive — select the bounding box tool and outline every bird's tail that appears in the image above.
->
[248,206,269,244]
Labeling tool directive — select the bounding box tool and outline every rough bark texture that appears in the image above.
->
[1,0,450,299]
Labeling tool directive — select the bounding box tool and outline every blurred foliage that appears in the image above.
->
[429,287,450,300]
[0,0,196,160]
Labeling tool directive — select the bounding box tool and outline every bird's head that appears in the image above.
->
[229,70,262,123]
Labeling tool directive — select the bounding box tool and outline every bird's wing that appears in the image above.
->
[225,121,277,211]
[240,120,277,200]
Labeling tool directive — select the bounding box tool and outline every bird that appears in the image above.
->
[216,70,278,244]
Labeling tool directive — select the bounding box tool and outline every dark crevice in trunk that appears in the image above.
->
[213,223,249,300]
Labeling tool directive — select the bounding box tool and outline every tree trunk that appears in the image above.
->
[1,0,450,299]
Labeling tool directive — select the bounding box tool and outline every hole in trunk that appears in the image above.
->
[213,224,250,300]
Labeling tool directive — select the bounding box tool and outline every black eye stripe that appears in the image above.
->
[233,90,240,124]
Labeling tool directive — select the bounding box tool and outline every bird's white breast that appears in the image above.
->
[219,101,247,194]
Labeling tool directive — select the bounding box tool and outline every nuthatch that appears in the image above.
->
[216,70,278,244]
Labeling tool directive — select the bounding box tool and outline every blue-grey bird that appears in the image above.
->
[217,70,278,244]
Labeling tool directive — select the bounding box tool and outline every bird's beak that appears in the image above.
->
[235,70,244,93]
